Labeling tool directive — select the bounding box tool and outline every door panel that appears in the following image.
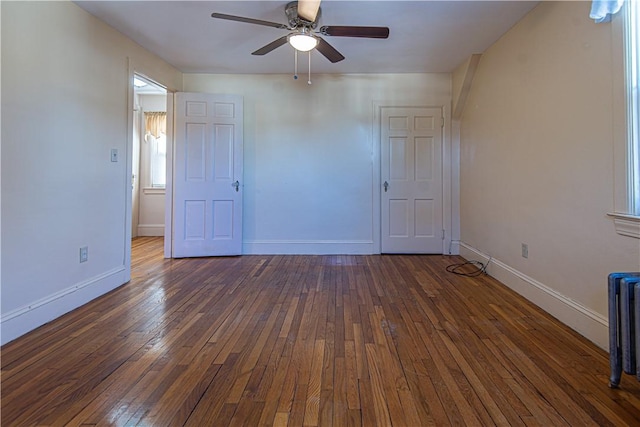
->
[185,200,206,240]
[173,93,243,257]
[381,107,443,253]
[212,200,234,239]
[414,199,434,237]
[390,137,407,180]
[213,125,233,179]
[389,200,409,237]
[186,123,206,180]
[415,137,433,180]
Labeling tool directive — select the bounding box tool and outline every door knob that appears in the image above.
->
[232,180,240,192]
[383,181,389,192]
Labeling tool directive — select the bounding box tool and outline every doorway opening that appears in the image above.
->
[132,74,167,242]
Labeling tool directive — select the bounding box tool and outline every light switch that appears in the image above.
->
[111,148,118,162]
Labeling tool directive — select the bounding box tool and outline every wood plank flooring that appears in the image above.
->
[2,237,640,426]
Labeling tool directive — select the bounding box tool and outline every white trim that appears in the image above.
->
[442,104,457,255]
[243,240,375,255]
[449,240,461,255]
[613,10,628,214]
[459,242,609,350]
[137,224,165,236]
[164,93,175,258]
[608,212,640,238]
[0,267,127,345]
[449,120,461,255]
[371,102,382,254]
[142,187,165,195]
[124,59,134,282]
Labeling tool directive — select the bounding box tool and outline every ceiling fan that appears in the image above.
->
[211,0,390,64]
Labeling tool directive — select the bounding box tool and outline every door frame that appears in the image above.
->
[372,100,457,255]
[126,59,176,269]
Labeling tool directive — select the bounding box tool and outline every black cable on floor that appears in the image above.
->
[445,259,490,277]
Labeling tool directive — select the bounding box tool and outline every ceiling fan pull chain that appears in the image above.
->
[308,51,312,85]
[294,49,298,80]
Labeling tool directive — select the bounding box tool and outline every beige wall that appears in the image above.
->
[1,1,182,344]
[459,1,639,349]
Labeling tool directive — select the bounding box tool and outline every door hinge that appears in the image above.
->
[442,229,445,240]
[441,117,445,128]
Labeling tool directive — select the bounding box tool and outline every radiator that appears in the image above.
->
[608,272,640,388]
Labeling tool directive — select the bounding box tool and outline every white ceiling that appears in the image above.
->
[75,1,539,74]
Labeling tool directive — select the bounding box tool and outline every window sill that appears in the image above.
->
[142,187,166,195]
[608,213,640,239]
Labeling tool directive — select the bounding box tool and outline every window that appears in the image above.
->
[148,133,166,188]
[144,112,167,188]
[609,0,640,238]
[625,0,640,216]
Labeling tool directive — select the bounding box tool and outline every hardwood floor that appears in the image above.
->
[2,237,640,426]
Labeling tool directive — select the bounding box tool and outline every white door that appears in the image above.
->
[172,92,243,257]
[381,107,443,253]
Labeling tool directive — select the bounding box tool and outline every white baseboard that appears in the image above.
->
[459,242,609,350]
[0,267,128,345]
[137,224,164,236]
[448,240,461,255]
[242,240,376,255]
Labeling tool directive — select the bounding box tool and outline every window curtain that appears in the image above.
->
[144,112,166,139]
[591,0,624,23]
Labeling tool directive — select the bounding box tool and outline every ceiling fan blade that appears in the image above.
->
[319,26,390,39]
[315,37,345,63]
[252,35,289,56]
[298,0,321,22]
[211,12,289,30]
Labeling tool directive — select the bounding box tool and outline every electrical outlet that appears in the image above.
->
[521,243,528,259]
[80,246,88,263]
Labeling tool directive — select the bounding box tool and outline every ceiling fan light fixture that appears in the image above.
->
[288,33,318,52]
